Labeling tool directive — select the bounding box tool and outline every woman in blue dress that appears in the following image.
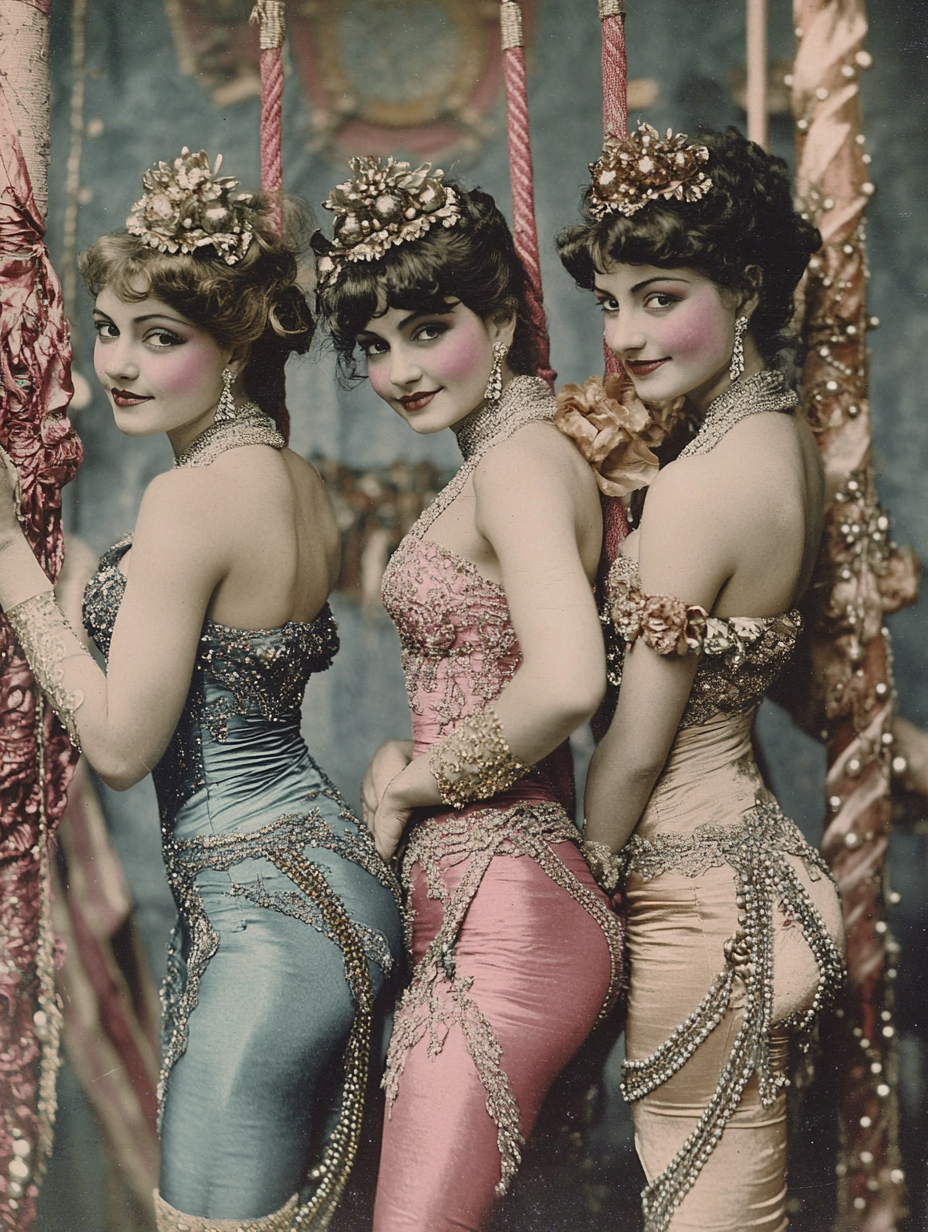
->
[0,149,402,1231]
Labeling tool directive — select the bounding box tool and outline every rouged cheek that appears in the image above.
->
[152,344,222,395]
[367,361,392,401]
[659,309,731,360]
[430,327,488,382]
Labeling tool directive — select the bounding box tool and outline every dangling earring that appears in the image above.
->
[215,366,237,422]
[484,341,509,407]
[729,316,748,382]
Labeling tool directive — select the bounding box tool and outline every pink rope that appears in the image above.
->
[259,46,283,235]
[599,2,630,535]
[601,9,628,140]
[502,33,555,389]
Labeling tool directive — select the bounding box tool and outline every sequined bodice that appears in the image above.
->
[381,537,519,747]
[82,537,340,818]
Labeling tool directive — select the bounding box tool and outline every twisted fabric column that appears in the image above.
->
[598,0,629,542]
[249,0,285,235]
[791,2,917,1226]
[0,2,82,1226]
[499,1,554,390]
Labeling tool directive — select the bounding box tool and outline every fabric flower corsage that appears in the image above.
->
[554,371,686,499]
[607,557,707,656]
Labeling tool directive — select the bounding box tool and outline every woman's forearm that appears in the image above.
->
[583,738,662,852]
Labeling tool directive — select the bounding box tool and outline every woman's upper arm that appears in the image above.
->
[99,473,226,780]
[606,464,732,769]
[473,428,604,707]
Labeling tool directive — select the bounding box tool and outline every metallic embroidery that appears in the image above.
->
[82,539,400,1229]
[384,801,624,1197]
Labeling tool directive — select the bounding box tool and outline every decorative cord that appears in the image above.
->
[499,2,555,389]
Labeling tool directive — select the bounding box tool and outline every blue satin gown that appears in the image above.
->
[83,537,403,1223]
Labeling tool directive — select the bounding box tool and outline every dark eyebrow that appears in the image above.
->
[629,275,690,294]
[92,309,190,327]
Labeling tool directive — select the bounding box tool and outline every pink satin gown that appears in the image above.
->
[374,535,623,1232]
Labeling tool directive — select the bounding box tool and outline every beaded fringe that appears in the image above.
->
[620,804,845,1232]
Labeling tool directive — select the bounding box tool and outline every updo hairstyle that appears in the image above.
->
[557,128,821,364]
[78,194,314,437]
[316,184,539,381]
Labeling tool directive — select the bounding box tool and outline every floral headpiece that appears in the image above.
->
[315,156,461,293]
[126,148,258,266]
[554,371,688,499]
[588,123,712,220]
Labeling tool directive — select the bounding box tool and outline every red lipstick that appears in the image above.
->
[399,390,439,412]
[624,359,669,377]
[111,388,153,407]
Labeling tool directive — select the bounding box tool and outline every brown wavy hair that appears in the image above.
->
[79,194,314,439]
[314,183,539,382]
[557,127,822,364]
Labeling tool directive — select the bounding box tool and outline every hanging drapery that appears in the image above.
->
[0,2,82,1226]
[498,0,554,389]
[791,2,918,1227]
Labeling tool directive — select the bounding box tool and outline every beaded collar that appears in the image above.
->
[679,370,798,459]
[173,402,284,469]
[410,375,554,540]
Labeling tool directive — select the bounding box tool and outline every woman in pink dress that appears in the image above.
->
[313,159,624,1231]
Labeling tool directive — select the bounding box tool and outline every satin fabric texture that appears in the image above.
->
[626,709,844,1231]
[375,533,621,1232]
[83,541,403,1222]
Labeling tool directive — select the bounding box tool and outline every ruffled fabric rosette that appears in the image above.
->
[607,558,707,657]
[126,148,257,266]
[554,371,686,500]
[315,157,461,292]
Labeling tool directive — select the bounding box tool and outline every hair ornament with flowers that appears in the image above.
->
[126,147,259,266]
[314,156,461,293]
[588,122,712,220]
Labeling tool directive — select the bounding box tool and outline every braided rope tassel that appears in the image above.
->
[249,0,285,235]
[499,1,555,390]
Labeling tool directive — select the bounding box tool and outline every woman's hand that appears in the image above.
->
[371,781,413,863]
[361,739,413,827]
[0,446,25,544]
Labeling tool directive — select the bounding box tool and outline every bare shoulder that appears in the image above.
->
[475,418,596,497]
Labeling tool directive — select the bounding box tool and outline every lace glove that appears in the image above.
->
[429,705,531,810]
[6,590,92,752]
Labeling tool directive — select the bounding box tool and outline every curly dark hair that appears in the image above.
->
[314,183,538,381]
[556,127,821,363]
[79,194,315,438]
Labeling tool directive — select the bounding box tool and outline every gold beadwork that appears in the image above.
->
[153,1189,299,1231]
[430,705,530,809]
[173,403,284,468]
[588,123,712,220]
[127,148,259,266]
[582,838,623,894]
[316,157,461,291]
[6,590,91,751]
[620,805,845,1232]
